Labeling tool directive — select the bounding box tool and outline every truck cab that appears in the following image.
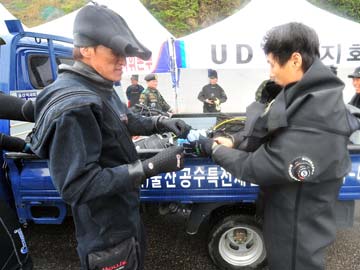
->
[0,19,73,221]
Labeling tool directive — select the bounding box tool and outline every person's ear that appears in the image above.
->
[79,47,93,59]
[291,52,302,70]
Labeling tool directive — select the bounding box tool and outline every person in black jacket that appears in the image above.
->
[348,66,360,108]
[126,74,144,108]
[197,69,227,112]
[197,22,352,270]
[30,4,191,270]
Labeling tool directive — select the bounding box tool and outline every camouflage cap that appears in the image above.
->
[144,74,158,81]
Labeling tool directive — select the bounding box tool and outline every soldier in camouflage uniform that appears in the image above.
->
[139,74,174,114]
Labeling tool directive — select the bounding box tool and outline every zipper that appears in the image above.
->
[0,217,22,268]
[291,183,303,270]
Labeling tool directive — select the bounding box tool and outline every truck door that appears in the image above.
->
[11,48,73,139]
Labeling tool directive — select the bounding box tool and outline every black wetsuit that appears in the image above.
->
[212,59,351,270]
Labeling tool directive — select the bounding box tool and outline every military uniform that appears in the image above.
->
[139,87,171,113]
[211,59,352,270]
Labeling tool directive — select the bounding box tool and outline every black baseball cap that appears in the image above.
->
[348,67,360,78]
[208,69,218,79]
[73,4,151,60]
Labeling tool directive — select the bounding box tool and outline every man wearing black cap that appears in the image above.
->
[126,75,144,108]
[197,69,227,113]
[30,3,191,270]
[348,66,360,108]
[139,73,174,114]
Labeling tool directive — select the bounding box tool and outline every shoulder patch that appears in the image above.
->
[288,156,315,182]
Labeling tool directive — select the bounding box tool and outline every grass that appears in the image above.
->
[2,0,89,27]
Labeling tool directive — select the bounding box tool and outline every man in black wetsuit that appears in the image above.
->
[30,4,191,270]
[197,69,227,112]
[197,22,352,270]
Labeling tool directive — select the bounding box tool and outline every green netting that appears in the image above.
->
[41,6,64,21]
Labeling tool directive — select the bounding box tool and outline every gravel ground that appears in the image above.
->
[25,201,360,270]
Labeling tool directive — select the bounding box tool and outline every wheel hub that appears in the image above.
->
[218,226,264,266]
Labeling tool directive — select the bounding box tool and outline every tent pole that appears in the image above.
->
[170,37,179,113]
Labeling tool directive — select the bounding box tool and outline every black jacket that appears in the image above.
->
[212,59,352,270]
[31,61,156,267]
[126,84,144,107]
[198,83,227,112]
[349,93,360,108]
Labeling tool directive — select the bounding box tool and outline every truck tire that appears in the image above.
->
[208,214,266,270]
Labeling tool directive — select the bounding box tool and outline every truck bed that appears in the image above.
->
[4,142,360,225]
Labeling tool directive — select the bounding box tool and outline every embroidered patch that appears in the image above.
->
[288,156,315,182]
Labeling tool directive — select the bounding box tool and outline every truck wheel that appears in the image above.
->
[208,215,266,270]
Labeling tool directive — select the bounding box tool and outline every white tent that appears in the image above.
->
[0,3,28,34]
[30,0,174,75]
[173,0,360,113]
[179,0,360,69]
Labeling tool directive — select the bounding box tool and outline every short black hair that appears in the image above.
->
[262,22,319,72]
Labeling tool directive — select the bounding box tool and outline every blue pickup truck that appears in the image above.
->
[1,20,360,270]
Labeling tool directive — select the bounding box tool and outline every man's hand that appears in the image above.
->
[205,99,214,104]
[156,117,192,138]
[214,136,234,148]
[142,146,184,178]
[129,146,184,189]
